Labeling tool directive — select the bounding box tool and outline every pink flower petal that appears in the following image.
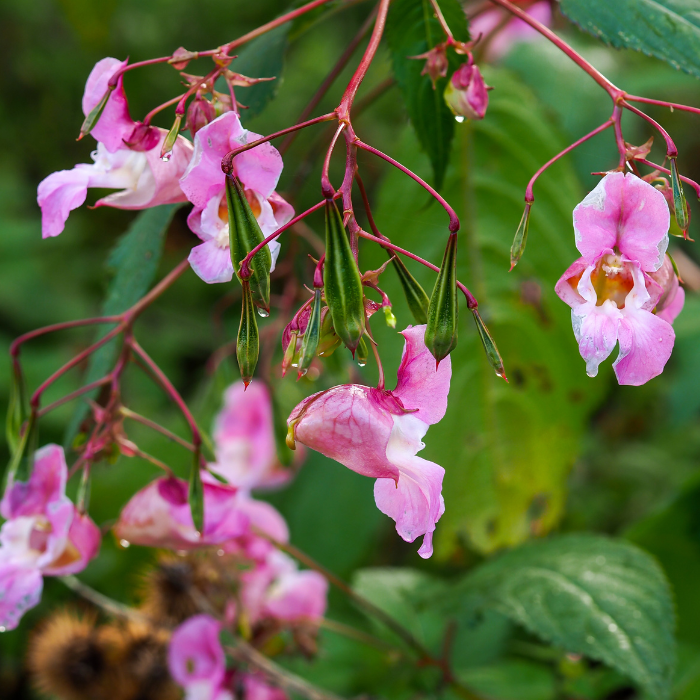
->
[188,240,234,284]
[393,325,451,424]
[82,57,134,153]
[572,301,622,378]
[373,414,445,558]
[573,172,669,271]
[0,562,43,631]
[37,168,90,238]
[263,569,328,621]
[554,257,589,309]
[657,285,685,324]
[242,675,288,700]
[168,615,226,689]
[43,511,101,577]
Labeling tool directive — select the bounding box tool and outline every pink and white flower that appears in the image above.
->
[210,381,293,492]
[37,57,193,239]
[555,171,684,386]
[179,112,294,284]
[168,615,233,700]
[113,472,288,555]
[0,445,101,630]
[287,325,450,558]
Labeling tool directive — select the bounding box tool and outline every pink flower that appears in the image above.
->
[179,112,294,284]
[168,615,233,700]
[113,472,288,555]
[210,381,293,492]
[37,57,193,239]
[443,56,490,121]
[287,325,450,558]
[242,675,287,700]
[469,1,553,62]
[0,445,101,630]
[555,172,683,386]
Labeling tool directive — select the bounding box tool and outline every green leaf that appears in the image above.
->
[559,0,700,79]
[385,0,469,189]
[456,660,556,700]
[452,534,676,700]
[369,69,605,554]
[64,204,180,447]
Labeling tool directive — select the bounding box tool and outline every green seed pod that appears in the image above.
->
[324,199,365,353]
[236,281,259,387]
[5,410,38,491]
[76,466,92,514]
[6,360,28,454]
[188,448,204,535]
[281,330,299,377]
[389,254,430,325]
[425,233,459,366]
[472,309,507,381]
[509,203,531,271]
[160,114,182,161]
[317,310,342,357]
[356,336,369,367]
[226,175,272,313]
[79,86,114,140]
[270,387,295,467]
[670,158,689,234]
[298,288,322,379]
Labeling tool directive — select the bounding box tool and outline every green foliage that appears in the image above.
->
[560,0,700,79]
[450,534,676,700]
[64,204,179,445]
[370,69,605,555]
[385,0,469,189]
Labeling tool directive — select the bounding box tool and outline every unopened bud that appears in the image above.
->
[383,305,397,328]
[186,96,215,137]
[324,199,365,354]
[282,329,299,377]
[226,175,271,313]
[236,281,259,387]
[425,233,458,366]
[123,122,161,151]
[444,57,490,121]
[410,45,448,88]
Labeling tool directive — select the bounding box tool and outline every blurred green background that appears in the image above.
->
[2,0,700,698]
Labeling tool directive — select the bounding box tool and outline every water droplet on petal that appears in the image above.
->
[455,115,465,123]
[257,308,269,318]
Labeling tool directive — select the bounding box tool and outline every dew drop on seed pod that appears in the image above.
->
[257,308,270,318]
[356,360,366,367]
[455,115,465,123]
[298,368,308,378]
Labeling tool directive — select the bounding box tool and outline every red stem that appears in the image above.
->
[355,139,460,232]
[525,119,614,202]
[612,105,626,169]
[626,95,700,117]
[429,0,455,41]
[36,376,112,418]
[638,159,700,198]
[622,101,678,157]
[221,113,337,174]
[322,123,347,196]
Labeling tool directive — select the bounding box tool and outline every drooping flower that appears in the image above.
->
[287,325,450,558]
[469,1,553,62]
[113,472,288,555]
[179,112,294,284]
[37,58,193,239]
[443,56,490,121]
[555,171,684,386]
[210,381,293,492]
[0,445,101,630]
[168,615,233,700]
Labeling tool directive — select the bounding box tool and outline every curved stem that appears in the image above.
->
[322,123,347,196]
[36,376,112,417]
[638,159,700,198]
[355,140,460,232]
[525,119,614,203]
[626,95,700,117]
[612,105,626,168]
[429,0,455,41]
[119,406,196,452]
[622,101,677,157]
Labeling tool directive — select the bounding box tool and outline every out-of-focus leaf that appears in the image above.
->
[369,69,605,555]
[451,534,676,700]
[385,0,469,189]
[668,295,700,422]
[64,204,180,446]
[560,0,700,79]
[456,659,556,700]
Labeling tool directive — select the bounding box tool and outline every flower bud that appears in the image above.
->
[444,57,489,121]
[324,199,365,353]
[425,233,458,366]
[410,45,448,88]
[122,122,161,151]
[390,255,430,324]
[186,95,215,138]
[383,305,397,328]
[226,175,272,313]
[298,288,323,379]
[236,281,259,387]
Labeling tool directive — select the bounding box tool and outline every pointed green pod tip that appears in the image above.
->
[297,288,322,379]
[6,360,28,454]
[356,336,369,367]
[425,234,459,366]
[188,449,205,535]
[78,86,115,140]
[323,199,365,353]
[160,114,182,161]
[510,203,532,271]
[237,281,259,387]
[390,254,430,325]
[472,309,507,381]
[226,175,272,313]
[670,158,689,234]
